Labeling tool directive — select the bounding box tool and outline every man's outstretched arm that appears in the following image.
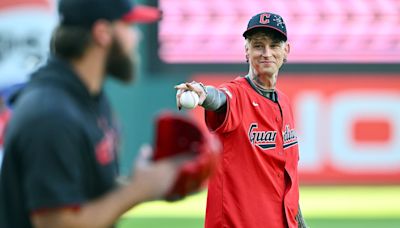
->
[175,82,227,111]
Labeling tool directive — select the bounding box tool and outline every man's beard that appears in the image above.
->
[105,37,135,83]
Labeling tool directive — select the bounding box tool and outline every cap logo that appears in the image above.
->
[273,15,285,29]
[259,13,271,24]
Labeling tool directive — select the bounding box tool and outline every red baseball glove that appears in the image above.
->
[153,112,221,201]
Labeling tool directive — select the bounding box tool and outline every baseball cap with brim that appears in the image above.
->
[243,12,287,41]
[59,0,161,27]
[122,5,161,23]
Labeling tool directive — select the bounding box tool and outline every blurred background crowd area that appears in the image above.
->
[0,0,399,227]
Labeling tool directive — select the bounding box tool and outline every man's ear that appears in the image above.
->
[91,20,113,47]
[284,42,290,59]
[245,40,250,62]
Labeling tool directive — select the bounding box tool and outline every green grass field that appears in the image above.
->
[118,186,400,228]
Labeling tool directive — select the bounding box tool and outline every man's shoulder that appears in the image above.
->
[231,76,247,84]
[220,76,247,89]
[6,98,83,146]
[276,88,289,99]
[10,84,81,130]
[276,88,292,105]
[215,76,249,99]
[23,83,76,109]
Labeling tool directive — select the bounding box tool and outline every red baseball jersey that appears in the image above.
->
[204,77,300,228]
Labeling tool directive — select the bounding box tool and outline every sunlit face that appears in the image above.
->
[106,21,140,82]
[246,32,289,78]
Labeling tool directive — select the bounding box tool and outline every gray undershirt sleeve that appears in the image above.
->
[201,86,227,111]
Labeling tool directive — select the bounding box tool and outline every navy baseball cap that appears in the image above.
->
[243,12,287,41]
[59,0,161,27]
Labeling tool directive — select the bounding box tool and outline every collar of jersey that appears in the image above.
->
[245,75,278,103]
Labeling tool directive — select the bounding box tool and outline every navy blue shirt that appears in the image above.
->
[0,57,119,228]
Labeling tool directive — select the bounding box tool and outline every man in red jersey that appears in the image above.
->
[176,12,308,228]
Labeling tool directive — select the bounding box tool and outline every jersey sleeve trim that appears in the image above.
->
[31,204,82,215]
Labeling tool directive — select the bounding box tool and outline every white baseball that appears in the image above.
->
[179,91,199,109]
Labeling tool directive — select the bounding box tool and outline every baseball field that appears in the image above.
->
[117,185,400,228]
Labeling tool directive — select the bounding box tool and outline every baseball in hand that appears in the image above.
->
[179,91,199,109]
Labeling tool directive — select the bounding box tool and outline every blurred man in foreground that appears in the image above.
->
[0,0,188,227]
